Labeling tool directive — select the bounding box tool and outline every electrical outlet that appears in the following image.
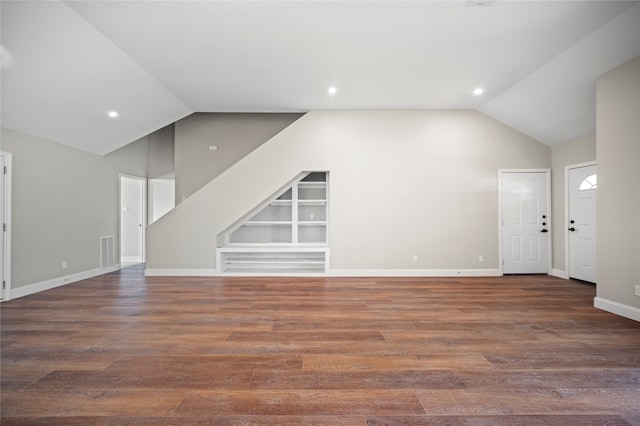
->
[412,255,418,262]
[636,285,640,297]
[62,260,67,269]
[479,255,484,262]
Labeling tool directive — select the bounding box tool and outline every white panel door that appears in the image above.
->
[120,175,146,265]
[501,172,550,274]
[568,164,597,283]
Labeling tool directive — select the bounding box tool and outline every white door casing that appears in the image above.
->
[0,152,12,301]
[500,170,551,274]
[567,163,597,283]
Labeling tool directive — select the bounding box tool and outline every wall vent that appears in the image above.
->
[100,236,114,268]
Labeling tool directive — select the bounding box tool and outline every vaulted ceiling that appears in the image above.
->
[2,1,639,155]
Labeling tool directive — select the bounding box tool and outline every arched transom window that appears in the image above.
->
[579,174,597,191]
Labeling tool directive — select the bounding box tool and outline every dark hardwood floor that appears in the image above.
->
[1,266,639,425]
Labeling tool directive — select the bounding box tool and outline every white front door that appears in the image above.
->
[568,164,597,283]
[501,171,550,274]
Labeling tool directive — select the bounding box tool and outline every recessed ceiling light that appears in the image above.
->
[473,88,484,96]
[107,111,119,118]
[328,86,337,95]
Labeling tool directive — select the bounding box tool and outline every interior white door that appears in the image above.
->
[501,171,550,274]
[568,164,597,283]
[120,176,146,266]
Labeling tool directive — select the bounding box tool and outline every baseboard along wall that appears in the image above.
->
[594,297,640,323]
[7,265,121,301]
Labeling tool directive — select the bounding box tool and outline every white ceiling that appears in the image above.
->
[2,1,639,155]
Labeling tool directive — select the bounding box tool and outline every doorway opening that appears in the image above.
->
[120,175,146,268]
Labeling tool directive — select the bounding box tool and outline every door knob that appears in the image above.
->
[569,227,576,232]
[540,229,548,233]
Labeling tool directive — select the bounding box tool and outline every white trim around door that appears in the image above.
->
[0,152,12,301]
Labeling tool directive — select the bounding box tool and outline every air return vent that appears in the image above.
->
[100,236,114,268]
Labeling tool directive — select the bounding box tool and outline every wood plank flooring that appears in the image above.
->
[1,266,639,425]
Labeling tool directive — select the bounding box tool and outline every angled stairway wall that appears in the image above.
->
[146,110,551,275]
[175,113,303,203]
[146,111,330,272]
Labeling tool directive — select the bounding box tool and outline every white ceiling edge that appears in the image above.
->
[0,1,192,155]
[478,2,640,147]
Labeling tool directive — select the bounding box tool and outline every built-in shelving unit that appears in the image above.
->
[216,172,329,276]
[218,247,328,275]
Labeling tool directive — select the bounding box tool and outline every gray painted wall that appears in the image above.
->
[175,113,303,203]
[147,123,175,179]
[7,107,609,292]
[1,128,148,288]
[596,55,640,311]
[147,110,551,272]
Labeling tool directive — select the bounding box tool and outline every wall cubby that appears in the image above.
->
[217,171,329,275]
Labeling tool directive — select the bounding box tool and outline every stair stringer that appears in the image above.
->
[145,111,332,273]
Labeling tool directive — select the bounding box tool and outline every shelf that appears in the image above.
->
[221,268,326,276]
[224,243,327,248]
[298,181,326,188]
[219,246,327,252]
[217,246,329,276]
[298,199,326,205]
[244,221,292,227]
[218,171,328,275]
[223,258,325,265]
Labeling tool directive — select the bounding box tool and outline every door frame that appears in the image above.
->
[119,174,147,267]
[498,169,552,276]
[564,161,596,281]
[0,152,12,301]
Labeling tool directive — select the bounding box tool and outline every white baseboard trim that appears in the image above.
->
[329,269,501,277]
[144,268,217,277]
[8,265,121,301]
[594,297,640,323]
[551,268,569,279]
[142,268,500,278]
